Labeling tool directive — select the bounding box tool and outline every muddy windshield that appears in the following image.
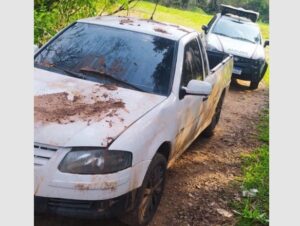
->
[34,22,176,95]
[212,16,261,44]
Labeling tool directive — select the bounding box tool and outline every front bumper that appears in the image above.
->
[207,50,265,82]
[34,144,151,201]
[232,56,266,82]
[35,190,137,219]
[34,144,151,219]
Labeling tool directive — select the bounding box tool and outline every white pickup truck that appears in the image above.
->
[34,16,233,226]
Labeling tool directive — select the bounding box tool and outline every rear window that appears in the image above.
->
[34,22,176,96]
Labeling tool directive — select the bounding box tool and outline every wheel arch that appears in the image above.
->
[156,141,172,163]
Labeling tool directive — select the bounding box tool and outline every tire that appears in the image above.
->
[249,80,259,90]
[249,62,267,90]
[120,153,167,226]
[202,91,225,137]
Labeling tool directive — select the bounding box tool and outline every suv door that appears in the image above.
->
[173,38,206,158]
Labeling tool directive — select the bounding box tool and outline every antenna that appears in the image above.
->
[150,0,160,20]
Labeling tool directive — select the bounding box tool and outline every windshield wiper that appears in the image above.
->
[231,36,255,44]
[213,32,256,44]
[213,32,232,38]
[55,66,86,80]
[79,67,144,92]
[36,63,86,80]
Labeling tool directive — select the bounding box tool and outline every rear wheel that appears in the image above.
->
[202,91,225,137]
[120,153,167,226]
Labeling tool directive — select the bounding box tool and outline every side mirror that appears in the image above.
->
[34,44,39,53]
[202,25,208,34]
[264,40,269,48]
[181,80,212,98]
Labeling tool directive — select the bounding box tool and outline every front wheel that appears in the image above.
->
[249,62,268,90]
[249,80,259,90]
[120,153,167,226]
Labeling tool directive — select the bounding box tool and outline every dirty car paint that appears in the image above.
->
[34,68,166,147]
[34,17,233,207]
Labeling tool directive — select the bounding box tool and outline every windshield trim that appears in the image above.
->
[211,15,260,44]
[34,22,76,58]
[34,22,178,97]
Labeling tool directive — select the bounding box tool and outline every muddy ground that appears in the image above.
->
[35,80,268,226]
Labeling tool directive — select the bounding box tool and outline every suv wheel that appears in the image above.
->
[120,153,167,226]
[249,80,259,90]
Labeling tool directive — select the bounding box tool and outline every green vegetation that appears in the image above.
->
[34,0,99,45]
[145,0,269,22]
[233,109,269,225]
[263,66,270,87]
[34,1,269,42]
[119,1,212,29]
[34,1,270,85]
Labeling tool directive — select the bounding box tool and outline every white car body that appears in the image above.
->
[34,16,233,211]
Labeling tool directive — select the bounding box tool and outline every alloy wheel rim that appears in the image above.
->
[140,164,164,221]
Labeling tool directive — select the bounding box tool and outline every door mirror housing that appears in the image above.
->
[181,80,212,98]
[202,25,208,34]
[264,40,269,48]
[34,44,39,53]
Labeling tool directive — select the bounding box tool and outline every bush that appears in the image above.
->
[34,0,99,45]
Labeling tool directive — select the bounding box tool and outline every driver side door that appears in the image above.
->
[173,37,207,159]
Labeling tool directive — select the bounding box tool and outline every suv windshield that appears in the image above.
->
[212,16,261,44]
[34,22,176,95]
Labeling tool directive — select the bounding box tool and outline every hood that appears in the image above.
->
[34,68,166,147]
[207,33,264,59]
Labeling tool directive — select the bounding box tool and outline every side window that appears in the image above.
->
[181,39,204,87]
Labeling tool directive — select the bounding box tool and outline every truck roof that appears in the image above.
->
[78,16,196,41]
[220,4,259,22]
[220,14,259,27]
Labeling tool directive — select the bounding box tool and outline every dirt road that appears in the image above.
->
[35,80,268,226]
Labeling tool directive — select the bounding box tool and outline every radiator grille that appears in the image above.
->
[47,198,94,210]
[34,144,57,167]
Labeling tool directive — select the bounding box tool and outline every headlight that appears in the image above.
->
[58,148,132,174]
[258,58,265,64]
[254,58,265,66]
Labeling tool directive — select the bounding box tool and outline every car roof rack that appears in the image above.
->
[220,4,259,22]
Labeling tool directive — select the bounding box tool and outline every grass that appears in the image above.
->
[118,1,212,30]
[121,1,269,38]
[263,65,270,87]
[119,1,270,86]
[233,109,269,225]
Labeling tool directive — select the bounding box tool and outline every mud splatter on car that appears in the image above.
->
[34,92,125,124]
